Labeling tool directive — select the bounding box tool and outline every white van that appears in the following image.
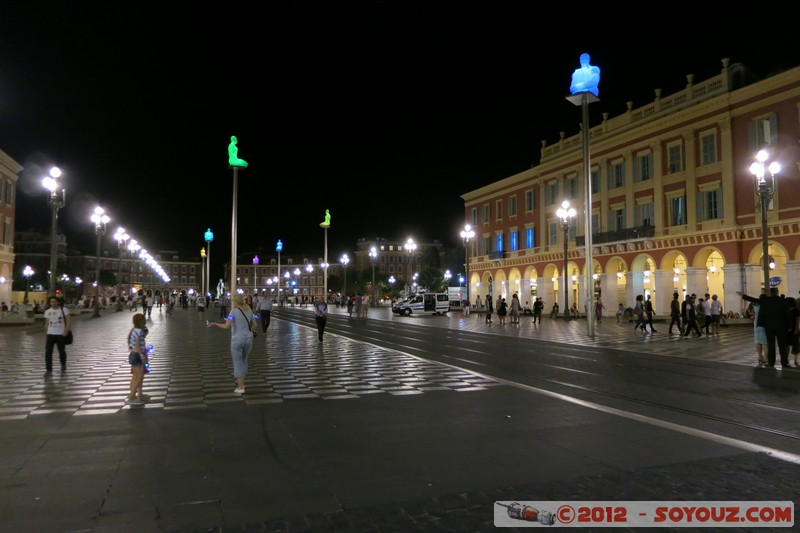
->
[392,293,449,316]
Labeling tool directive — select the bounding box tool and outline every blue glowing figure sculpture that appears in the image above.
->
[570,53,600,97]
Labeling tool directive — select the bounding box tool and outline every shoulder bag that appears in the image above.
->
[239,308,259,337]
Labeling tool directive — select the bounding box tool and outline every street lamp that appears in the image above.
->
[90,206,110,317]
[42,166,64,298]
[556,200,576,320]
[340,254,350,297]
[404,238,416,294]
[750,149,781,291]
[114,227,129,299]
[204,228,214,298]
[22,265,34,304]
[444,269,452,287]
[128,239,141,294]
[276,239,283,305]
[460,224,474,304]
[369,246,378,303]
[252,255,259,296]
[305,263,314,302]
[60,274,70,299]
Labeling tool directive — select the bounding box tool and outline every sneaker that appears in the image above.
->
[139,394,151,401]
[125,398,144,405]
[234,388,245,394]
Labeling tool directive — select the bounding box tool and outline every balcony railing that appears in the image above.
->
[488,251,506,261]
[576,225,655,246]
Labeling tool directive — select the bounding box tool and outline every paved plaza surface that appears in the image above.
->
[0,304,797,532]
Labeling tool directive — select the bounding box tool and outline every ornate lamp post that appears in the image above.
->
[22,265,34,304]
[305,263,314,302]
[444,269,452,288]
[128,239,141,295]
[42,166,64,298]
[369,246,378,303]
[204,228,214,298]
[114,227,129,299]
[90,206,110,318]
[340,254,350,297]
[404,238,416,294]
[275,239,283,304]
[750,149,781,291]
[556,200,576,320]
[252,255,259,296]
[460,224,474,304]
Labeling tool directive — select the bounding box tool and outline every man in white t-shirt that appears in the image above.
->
[43,296,71,373]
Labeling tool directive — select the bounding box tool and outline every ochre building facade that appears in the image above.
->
[461,59,800,317]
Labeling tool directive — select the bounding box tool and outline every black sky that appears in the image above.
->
[1,2,797,277]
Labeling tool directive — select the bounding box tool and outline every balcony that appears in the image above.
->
[576,225,655,246]
[488,251,506,261]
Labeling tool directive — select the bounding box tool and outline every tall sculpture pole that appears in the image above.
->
[567,52,600,337]
[320,210,331,300]
[227,136,248,298]
[204,228,214,298]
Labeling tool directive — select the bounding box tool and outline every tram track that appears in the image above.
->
[278,308,800,456]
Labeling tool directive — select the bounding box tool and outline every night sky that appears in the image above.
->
[2,2,796,277]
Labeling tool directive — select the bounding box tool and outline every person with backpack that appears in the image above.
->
[207,295,254,394]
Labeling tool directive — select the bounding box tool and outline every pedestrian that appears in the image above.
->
[256,293,273,333]
[43,296,71,373]
[145,293,154,318]
[681,293,694,333]
[509,294,521,324]
[643,294,657,333]
[615,303,625,322]
[208,294,254,394]
[485,294,493,324]
[740,289,792,368]
[126,312,148,405]
[354,293,363,318]
[549,301,559,319]
[219,294,229,319]
[695,297,707,334]
[346,296,354,317]
[463,298,471,316]
[594,297,605,323]
[787,297,800,365]
[701,293,712,335]
[749,296,769,366]
[497,296,507,325]
[633,295,646,332]
[197,291,206,319]
[533,297,543,325]
[682,295,703,338]
[709,294,722,335]
[313,296,328,341]
[668,292,683,335]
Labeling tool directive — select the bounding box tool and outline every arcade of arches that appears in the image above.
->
[468,242,800,318]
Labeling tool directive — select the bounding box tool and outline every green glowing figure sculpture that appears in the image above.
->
[320,209,331,228]
[228,135,248,168]
[569,53,600,97]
